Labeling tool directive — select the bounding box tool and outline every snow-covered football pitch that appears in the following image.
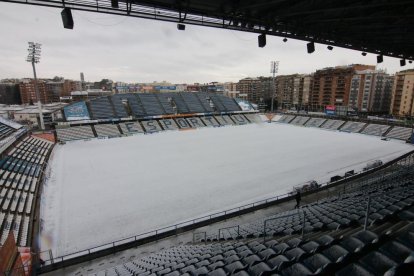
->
[40,122,413,256]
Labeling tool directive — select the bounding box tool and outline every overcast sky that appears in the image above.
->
[0,2,412,84]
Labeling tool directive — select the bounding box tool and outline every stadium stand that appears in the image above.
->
[278,115,296,124]
[137,94,166,116]
[195,93,214,113]
[320,119,346,130]
[361,124,391,137]
[304,118,327,128]
[230,115,249,125]
[159,119,179,131]
[208,94,228,112]
[112,94,146,117]
[94,124,121,138]
[386,126,413,141]
[56,125,95,142]
[141,120,163,133]
[91,153,414,276]
[215,115,235,126]
[201,116,221,127]
[175,118,192,129]
[0,122,15,140]
[218,95,242,112]
[119,122,145,135]
[339,121,367,133]
[244,114,262,124]
[89,97,116,119]
[0,136,53,247]
[186,117,206,128]
[290,116,310,126]
[165,93,190,114]
[157,94,177,114]
[180,93,207,113]
[111,94,129,118]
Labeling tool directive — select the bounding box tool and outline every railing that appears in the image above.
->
[39,149,414,268]
[194,151,414,244]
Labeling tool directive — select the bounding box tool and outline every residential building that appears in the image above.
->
[19,79,49,104]
[275,74,312,109]
[0,83,22,105]
[390,69,414,117]
[236,77,273,105]
[310,64,375,110]
[349,69,393,113]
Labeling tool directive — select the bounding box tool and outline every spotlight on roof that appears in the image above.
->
[177,23,185,30]
[307,42,315,54]
[400,59,406,66]
[327,46,333,51]
[258,33,266,48]
[283,37,288,42]
[111,0,119,8]
[61,8,74,29]
[361,52,367,56]
[377,54,383,63]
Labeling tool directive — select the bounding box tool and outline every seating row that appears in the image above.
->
[0,136,53,247]
[278,114,413,140]
[56,114,258,142]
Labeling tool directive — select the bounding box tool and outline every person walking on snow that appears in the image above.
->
[295,191,301,209]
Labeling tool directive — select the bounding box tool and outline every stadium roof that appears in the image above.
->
[2,0,413,60]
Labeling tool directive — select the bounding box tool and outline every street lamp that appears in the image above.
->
[26,42,45,130]
[270,61,279,112]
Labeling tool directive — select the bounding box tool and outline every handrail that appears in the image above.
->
[39,149,414,266]
[218,225,240,240]
[262,210,304,242]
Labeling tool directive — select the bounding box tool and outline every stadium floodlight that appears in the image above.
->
[307,41,315,54]
[409,60,413,64]
[111,0,119,8]
[258,33,266,48]
[377,54,383,63]
[400,59,406,66]
[26,42,45,130]
[270,61,280,112]
[177,23,185,30]
[361,52,367,56]
[327,46,333,50]
[283,37,288,42]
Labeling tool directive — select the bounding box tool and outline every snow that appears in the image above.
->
[40,123,413,257]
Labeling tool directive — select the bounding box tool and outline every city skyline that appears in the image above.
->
[0,2,413,84]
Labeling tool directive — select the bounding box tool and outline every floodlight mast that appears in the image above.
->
[26,42,45,130]
[270,61,279,112]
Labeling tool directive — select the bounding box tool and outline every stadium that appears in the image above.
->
[0,90,413,276]
[0,1,414,276]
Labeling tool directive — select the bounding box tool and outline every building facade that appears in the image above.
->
[275,74,312,109]
[236,77,273,105]
[390,69,414,117]
[310,64,375,110]
[0,83,21,105]
[19,79,48,104]
[348,69,393,113]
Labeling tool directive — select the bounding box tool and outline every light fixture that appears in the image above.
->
[177,23,185,30]
[377,54,383,63]
[409,60,413,64]
[361,52,367,56]
[400,59,406,66]
[258,33,266,48]
[61,8,74,29]
[307,42,315,54]
[111,0,119,8]
[327,46,333,50]
[283,37,287,42]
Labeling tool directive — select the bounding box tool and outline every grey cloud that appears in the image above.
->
[0,2,413,83]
